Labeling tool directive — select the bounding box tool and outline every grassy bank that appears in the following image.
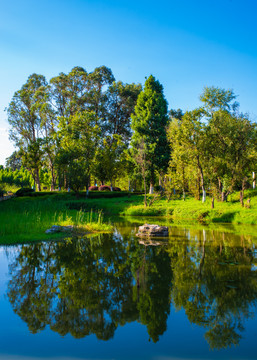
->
[0,194,113,244]
[74,189,257,225]
[122,190,257,224]
[1,189,257,244]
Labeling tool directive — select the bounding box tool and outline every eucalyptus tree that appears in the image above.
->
[92,81,141,188]
[50,66,116,189]
[5,151,22,170]
[57,111,100,192]
[131,75,169,194]
[206,110,257,202]
[32,83,59,190]
[50,66,89,118]
[87,66,115,122]
[104,81,142,144]
[200,86,257,202]
[200,86,239,114]
[167,108,208,202]
[7,73,48,190]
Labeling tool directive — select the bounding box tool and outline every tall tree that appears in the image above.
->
[57,111,100,193]
[7,73,48,190]
[131,75,169,194]
[200,86,239,114]
[167,108,208,202]
[5,151,22,170]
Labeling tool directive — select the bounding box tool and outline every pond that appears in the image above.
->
[0,219,257,360]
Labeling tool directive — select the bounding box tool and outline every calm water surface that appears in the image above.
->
[0,220,257,360]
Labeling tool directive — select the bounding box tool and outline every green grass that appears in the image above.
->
[0,194,113,244]
[120,189,257,225]
[1,189,257,244]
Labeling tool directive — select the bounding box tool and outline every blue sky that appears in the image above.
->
[1,0,257,164]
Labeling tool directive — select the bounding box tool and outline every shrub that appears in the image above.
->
[16,188,35,197]
[124,205,165,216]
[113,187,121,191]
[197,211,209,223]
[99,185,111,191]
[89,186,98,191]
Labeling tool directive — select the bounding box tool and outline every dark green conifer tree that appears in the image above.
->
[131,75,169,193]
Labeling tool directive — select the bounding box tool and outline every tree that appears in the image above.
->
[57,111,100,192]
[5,151,22,170]
[200,86,239,114]
[206,110,257,202]
[131,75,169,194]
[167,108,208,202]
[93,81,141,188]
[104,81,142,144]
[7,73,48,191]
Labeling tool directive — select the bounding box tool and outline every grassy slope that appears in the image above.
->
[121,189,257,225]
[81,189,257,225]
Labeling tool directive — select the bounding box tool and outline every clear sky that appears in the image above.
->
[1,0,257,165]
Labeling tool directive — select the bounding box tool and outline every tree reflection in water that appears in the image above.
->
[7,226,257,349]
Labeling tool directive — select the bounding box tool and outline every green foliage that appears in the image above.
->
[57,111,100,191]
[124,205,165,216]
[5,151,22,170]
[0,166,33,191]
[16,188,35,197]
[0,195,113,244]
[131,75,169,176]
[6,66,257,212]
[200,86,239,113]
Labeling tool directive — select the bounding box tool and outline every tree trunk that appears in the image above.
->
[149,169,155,194]
[218,178,222,200]
[64,171,68,190]
[240,191,244,207]
[159,175,163,190]
[50,164,56,191]
[240,179,245,207]
[35,168,41,191]
[211,197,214,209]
[86,181,89,197]
[196,176,201,200]
[197,156,205,202]
[144,175,147,207]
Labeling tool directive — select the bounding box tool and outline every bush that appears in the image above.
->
[89,186,98,191]
[16,188,35,197]
[0,189,4,197]
[197,211,209,223]
[113,187,121,191]
[99,185,111,191]
[124,205,165,216]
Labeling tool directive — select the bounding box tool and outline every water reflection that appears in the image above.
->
[6,225,257,349]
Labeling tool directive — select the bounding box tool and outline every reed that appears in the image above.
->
[0,196,112,244]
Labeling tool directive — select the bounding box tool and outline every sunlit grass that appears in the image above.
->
[1,188,257,244]
[0,195,113,244]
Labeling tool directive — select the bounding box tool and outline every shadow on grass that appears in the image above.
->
[212,212,238,223]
